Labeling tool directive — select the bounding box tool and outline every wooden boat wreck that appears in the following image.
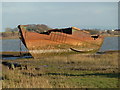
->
[18,25,104,58]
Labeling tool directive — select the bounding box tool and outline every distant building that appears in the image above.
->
[111,29,114,31]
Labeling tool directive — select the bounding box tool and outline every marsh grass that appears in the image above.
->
[2,52,119,88]
[2,65,51,88]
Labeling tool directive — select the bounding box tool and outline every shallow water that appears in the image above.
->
[2,55,32,60]
[99,36,119,51]
[1,39,28,52]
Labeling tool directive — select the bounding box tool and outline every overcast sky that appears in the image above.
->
[1,1,118,31]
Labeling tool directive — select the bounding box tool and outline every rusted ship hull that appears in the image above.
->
[18,25,104,58]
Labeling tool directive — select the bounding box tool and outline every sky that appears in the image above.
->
[1,0,120,2]
[0,1,119,32]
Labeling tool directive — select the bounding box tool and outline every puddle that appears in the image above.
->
[2,55,33,60]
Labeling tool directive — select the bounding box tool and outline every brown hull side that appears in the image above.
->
[18,25,104,58]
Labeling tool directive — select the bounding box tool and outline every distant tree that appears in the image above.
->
[26,24,52,33]
[5,27,18,32]
[107,30,112,34]
[1,32,8,37]
[11,31,15,36]
[5,27,12,32]
[82,29,100,35]
[12,28,18,32]
[0,33,2,37]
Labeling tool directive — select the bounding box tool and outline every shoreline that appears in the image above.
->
[0,36,19,40]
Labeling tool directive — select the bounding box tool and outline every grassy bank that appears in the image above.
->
[0,36,19,40]
[1,51,119,88]
[0,32,19,40]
